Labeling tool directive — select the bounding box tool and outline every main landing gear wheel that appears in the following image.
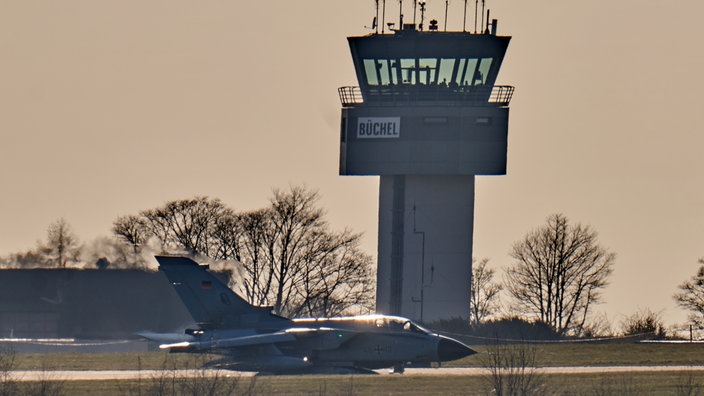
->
[391,364,405,374]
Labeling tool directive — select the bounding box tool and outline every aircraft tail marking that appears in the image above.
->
[156,256,282,329]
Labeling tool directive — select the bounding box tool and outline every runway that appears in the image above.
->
[11,366,704,381]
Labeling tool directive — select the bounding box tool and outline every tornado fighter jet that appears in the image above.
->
[147,256,475,374]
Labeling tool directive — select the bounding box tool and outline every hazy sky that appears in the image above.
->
[1,1,702,329]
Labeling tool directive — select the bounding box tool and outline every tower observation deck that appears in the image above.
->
[338,19,513,322]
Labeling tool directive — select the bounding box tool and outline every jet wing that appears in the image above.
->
[160,327,356,351]
[138,331,193,344]
[160,331,296,351]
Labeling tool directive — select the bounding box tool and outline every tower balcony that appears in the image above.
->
[338,85,514,107]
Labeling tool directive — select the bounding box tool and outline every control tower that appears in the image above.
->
[338,15,513,322]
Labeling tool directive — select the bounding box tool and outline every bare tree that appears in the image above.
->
[43,218,80,268]
[470,258,502,326]
[288,228,375,317]
[111,214,153,268]
[0,346,18,395]
[248,186,374,317]
[208,212,241,262]
[209,187,375,316]
[674,258,704,329]
[505,214,615,336]
[266,186,326,314]
[210,208,274,305]
[0,218,79,269]
[621,308,667,339]
[113,215,149,254]
[140,197,231,256]
[481,341,547,396]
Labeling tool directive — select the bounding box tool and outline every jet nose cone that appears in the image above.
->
[437,336,476,362]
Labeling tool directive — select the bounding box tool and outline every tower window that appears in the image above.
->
[363,59,380,86]
[437,58,456,86]
[363,57,493,88]
[400,59,417,84]
[418,59,438,85]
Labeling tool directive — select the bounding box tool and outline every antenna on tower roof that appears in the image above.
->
[419,1,426,31]
[382,0,387,33]
[474,0,479,33]
[481,0,485,34]
[399,0,404,28]
[463,0,468,32]
[375,0,380,33]
[444,0,449,31]
[485,8,490,33]
[413,0,417,25]
[366,0,380,32]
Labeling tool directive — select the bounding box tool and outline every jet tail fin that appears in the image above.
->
[156,256,286,329]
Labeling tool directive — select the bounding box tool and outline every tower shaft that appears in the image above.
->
[377,175,475,321]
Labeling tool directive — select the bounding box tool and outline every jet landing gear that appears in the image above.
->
[390,363,405,374]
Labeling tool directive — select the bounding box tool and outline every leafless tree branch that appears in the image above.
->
[504,214,615,336]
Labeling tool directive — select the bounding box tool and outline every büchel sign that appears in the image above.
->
[357,117,400,138]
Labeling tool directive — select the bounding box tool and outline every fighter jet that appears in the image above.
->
[146,256,475,374]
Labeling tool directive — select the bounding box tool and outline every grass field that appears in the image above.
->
[12,342,704,370]
[465,342,704,367]
[5,342,704,395]
[11,372,704,395]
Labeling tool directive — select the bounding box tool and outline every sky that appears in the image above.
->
[1,1,702,330]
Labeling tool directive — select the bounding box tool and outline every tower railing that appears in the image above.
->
[338,85,514,107]
[338,86,365,106]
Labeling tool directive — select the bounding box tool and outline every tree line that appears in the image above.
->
[2,194,704,336]
[0,186,375,319]
[112,186,375,318]
[470,213,704,338]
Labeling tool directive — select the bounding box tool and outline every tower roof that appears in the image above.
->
[347,29,511,104]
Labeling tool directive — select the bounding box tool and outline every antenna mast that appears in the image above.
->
[463,0,468,32]
[413,0,417,25]
[474,0,478,33]
[375,0,380,33]
[444,0,449,31]
[399,0,403,28]
[481,0,485,33]
[485,8,490,33]
[382,0,387,33]
[419,1,426,30]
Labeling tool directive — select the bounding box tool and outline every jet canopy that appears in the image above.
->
[293,314,432,335]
